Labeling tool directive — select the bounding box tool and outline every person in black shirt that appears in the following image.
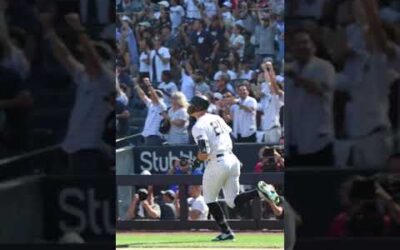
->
[190,20,214,61]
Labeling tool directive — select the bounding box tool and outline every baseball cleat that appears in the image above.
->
[211,232,235,241]
[257,181,280,205]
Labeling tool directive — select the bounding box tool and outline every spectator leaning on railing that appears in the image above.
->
[40,12,114,174]
[134,76,166,145]
[161,91,190,145]
[259,61,284,145]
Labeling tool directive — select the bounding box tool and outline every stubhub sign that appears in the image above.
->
[131,144,265,174]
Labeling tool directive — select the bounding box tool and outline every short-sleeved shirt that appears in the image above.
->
[258,91,284,130]
[150,47,171,83]
[190,30,213,60]
[168,107,189,141]
[62,65,114,153]
[195,82,210,95]
[187,195,209,220]
[160,203,177,220]
[181,69,195,100]
[142,99,166,137]
[230,96,258,138]
[192,113,233,157]
[285,56,335,154]
[139,51,150,73]
[229,34,245,58]
[170,5,185,29]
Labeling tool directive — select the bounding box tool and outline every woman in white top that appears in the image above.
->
[138,38,152,77]
[229,24,245,59]
[162,91,190,144]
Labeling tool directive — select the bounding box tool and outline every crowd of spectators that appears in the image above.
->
[285,0,400,168]
[116,0,285,147]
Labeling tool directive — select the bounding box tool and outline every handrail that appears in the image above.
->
[0,144,60,166]
[116,133,141,143]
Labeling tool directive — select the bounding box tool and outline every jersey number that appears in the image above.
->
[210,121,223,136]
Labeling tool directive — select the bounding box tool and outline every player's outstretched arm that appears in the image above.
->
[65,13,103,77]
[40,12,82,75]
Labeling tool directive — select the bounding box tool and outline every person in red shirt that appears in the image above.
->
[254,146,284,172]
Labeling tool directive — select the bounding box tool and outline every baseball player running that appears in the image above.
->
[188,95,280,241]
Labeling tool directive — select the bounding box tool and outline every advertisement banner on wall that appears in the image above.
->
[132,143,267,174]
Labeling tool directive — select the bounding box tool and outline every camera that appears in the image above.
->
[261,147,277,171]
[137,188,148,201]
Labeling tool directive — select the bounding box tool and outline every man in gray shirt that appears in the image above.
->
[254,13,278,68]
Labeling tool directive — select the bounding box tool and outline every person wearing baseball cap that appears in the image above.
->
[160,189,177,220]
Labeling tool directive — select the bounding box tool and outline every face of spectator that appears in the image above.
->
[216,78,227,89]
[188,185,201,197]
[233,25,240,34]
[153,38,161,49]
[162,194,173,203]
[161,27,170,37]
[161,72,170,82]
[193,21,202,32]
[293,32,315,62]
[219,63,227,72]
[238,85,249,99]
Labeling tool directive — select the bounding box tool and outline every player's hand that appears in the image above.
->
[65,13,84,31]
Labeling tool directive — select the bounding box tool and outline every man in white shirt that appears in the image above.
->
[285,30,335,167]
[230,84,258,142]
[184,0,203,20]
[41,13,114,174]
[187,185,209,220]
[158,70,178,108]
[204,0,218,18]
[335,0,396,167]
[150,37,171,85]
[259,62,284,145]
[134,77,167,145]
[214,60,237,82]
[180,62,196,100]
[170,0,185,33]
[229,24,245,59]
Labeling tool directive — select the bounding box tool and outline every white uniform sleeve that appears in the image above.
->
[192,124,208,144]
[218,116,232,134]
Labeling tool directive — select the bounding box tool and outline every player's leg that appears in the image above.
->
[203,162,233,240]
[229,156,262,209]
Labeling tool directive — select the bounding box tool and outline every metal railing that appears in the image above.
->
[116,172,284,231]
[0,144,61,180]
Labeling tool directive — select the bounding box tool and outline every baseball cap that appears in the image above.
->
[194,69,204,75]
[141,170,151,175]
[158,1,170,8]
[121,15,132,24]
[161,189,176,199]
[223,1,232,8]
[138,21,151,28]
[138,188,148,194]
[213,92,223,100]
[235,20,245,29]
